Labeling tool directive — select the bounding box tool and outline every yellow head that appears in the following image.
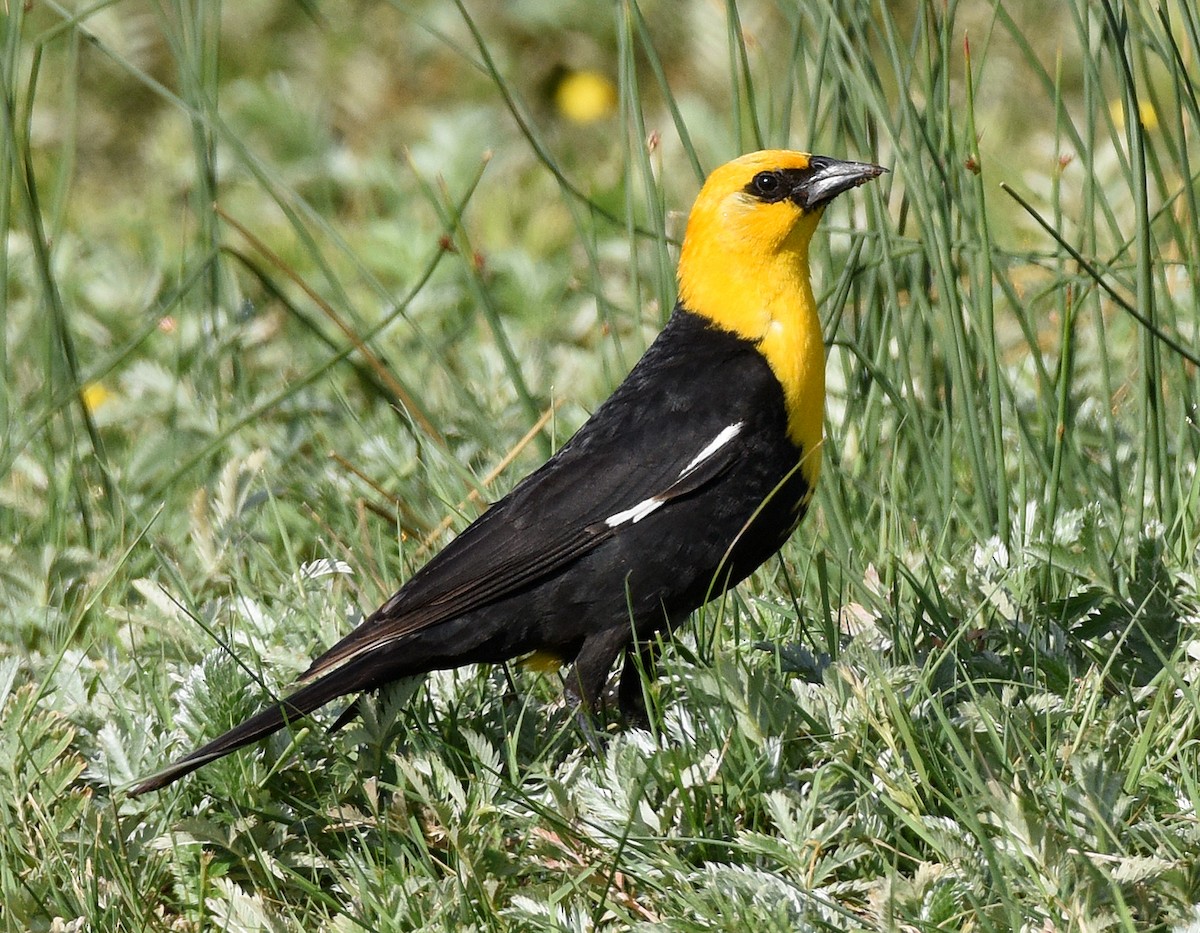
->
[676,149,884,481]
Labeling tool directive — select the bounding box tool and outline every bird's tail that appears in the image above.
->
[128,670,361,796]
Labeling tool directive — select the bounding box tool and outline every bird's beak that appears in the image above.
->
[792,157,887,210]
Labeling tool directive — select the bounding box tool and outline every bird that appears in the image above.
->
[131,150,885,795]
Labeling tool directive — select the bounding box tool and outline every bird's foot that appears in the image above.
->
[572,705,608,755]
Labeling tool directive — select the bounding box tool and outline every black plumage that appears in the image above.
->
[131,308,808,794]
[131,149,886,795]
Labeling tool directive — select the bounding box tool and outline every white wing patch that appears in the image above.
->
[679,421,743,478]
[603,496,666,528]
[603,422,744,529]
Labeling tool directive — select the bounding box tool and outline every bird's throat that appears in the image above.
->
[678,242,826,487]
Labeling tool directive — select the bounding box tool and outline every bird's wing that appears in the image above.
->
[127,416,749,796]
[298,415,750,682]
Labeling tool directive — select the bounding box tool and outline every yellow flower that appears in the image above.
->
[81,382,113,412]
[1109,97,1159,131]
[554,70,617,125]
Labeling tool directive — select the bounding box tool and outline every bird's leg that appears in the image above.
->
[565,627,629,754]
[571,706,607,756]
[563,681,606,756]
[617,640,658,727]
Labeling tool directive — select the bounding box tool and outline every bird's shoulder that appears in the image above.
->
[461,306,789,532]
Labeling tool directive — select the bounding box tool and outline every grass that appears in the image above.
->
[2,0,1200,929]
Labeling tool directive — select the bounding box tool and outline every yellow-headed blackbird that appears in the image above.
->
[131,150,885,794]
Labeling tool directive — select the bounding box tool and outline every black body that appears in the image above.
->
[131,307,811,793]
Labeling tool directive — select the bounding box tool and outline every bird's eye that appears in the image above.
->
[751,171,782,198]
